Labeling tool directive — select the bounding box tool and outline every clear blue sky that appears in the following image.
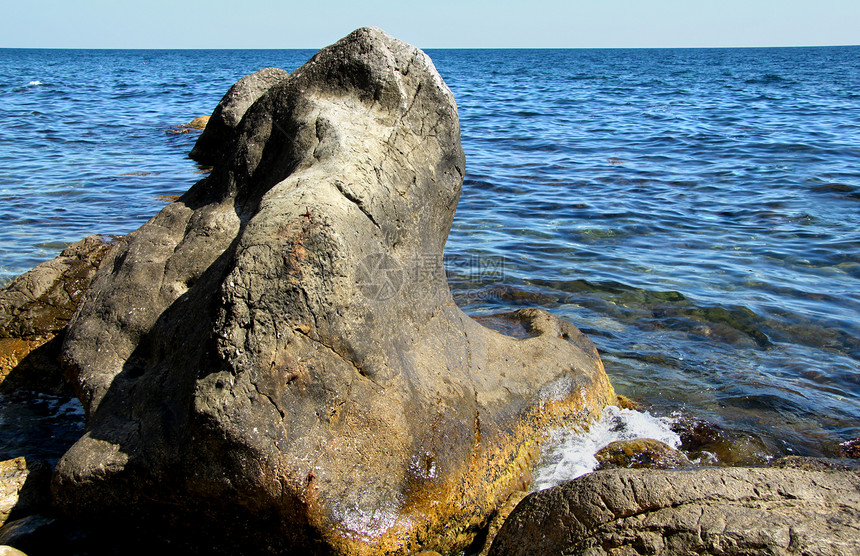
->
[3,0,858,49]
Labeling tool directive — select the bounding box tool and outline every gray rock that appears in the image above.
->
[53,27,615,555]
[188,66,289,165]
[489,461,860,555]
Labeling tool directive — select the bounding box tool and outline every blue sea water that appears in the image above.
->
[1,46,858,465]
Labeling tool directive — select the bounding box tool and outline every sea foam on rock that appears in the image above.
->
[52,27,615,555]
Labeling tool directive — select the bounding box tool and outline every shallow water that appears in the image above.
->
[0,46,858,472]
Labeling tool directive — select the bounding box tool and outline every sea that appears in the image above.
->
[1,46,858,480]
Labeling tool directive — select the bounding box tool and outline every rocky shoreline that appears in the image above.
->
[1,27,858,555]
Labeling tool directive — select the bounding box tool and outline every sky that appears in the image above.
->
[3,0,859,49]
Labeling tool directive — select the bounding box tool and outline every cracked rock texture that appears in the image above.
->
[488,460,860,555]
[52,27,615,555]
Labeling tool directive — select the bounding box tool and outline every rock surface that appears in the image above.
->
[53,27,615,555]
[186,115,210,129]
[0,458,50,527]
[189,66,289,165]
[0,545,27,556]
[489,459,860,555]
[0,236,114,395]
[594,438,690,469]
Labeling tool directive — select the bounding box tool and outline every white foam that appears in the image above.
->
[28,80,44,86]
[531,405,680,491]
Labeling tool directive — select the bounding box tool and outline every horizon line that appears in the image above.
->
[1,43,858,51]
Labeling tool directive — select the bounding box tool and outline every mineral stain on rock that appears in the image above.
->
[51,27,615,555]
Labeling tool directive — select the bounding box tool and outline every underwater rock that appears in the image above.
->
[489,462,860,555]
[189,66,289,165]
[840,438,860,459]
[53,27,615,555]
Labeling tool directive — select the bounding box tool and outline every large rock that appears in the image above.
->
[188,66,289,165]
[52,27,615,554]
[489,459,860,555]
[0,235,114,395]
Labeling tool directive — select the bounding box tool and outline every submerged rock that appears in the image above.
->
[840,438,860,459]
[189,66,289,165]
[489,460,860,555]
[53,27,615,555]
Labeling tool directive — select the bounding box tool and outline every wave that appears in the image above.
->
[532,405,680,490]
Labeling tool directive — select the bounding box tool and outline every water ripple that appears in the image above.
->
[1,46,858,460]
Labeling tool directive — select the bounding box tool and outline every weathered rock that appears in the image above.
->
[594,438,690,469]
[0,235,114,395]
[489,462,860,555]
[53,27,615,555]
[188,66,289,165]
[0,459,51,527]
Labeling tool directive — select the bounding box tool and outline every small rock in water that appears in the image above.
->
[185,116,209,129]
[670,415,772,465]
[840,438,860,459]
[595,438,690,469]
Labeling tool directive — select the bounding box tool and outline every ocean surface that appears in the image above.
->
[1,46,858,474]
